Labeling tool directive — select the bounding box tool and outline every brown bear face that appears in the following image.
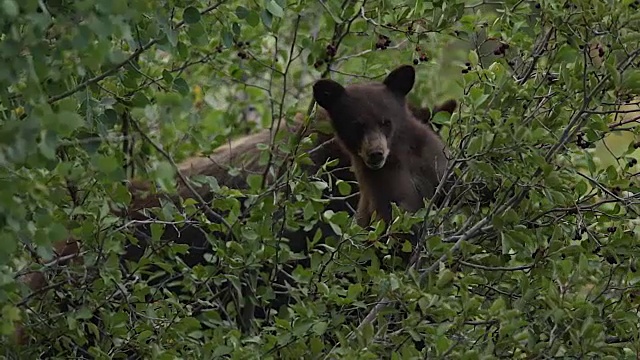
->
[312,65,416,170]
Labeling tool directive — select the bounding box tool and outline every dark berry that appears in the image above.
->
[408,26,413,32]
[579,44,584,49]
[633,141,640,149]
[415,46,421,52]
[465,62,471,66]
[462,69,468,74]
[413,58,419,65]
[599,48,605,57]
[535,3,541,8]
[606,255,617,264]
[532,249,540,259]
[607,226,617,233]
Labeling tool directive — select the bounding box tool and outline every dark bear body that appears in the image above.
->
[12,90,457,352]
[313,65,451,228]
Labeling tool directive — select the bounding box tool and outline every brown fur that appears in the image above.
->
[12,91,456,347]
[313,65,451,227]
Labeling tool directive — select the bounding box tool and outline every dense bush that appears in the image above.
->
[1,0,640,358]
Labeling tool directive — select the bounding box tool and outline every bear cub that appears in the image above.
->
[312,64,451,228]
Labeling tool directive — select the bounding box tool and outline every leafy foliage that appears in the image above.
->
[1,0,640,358]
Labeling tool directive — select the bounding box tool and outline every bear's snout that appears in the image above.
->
[366,150,385,169]
[359,132,389,170]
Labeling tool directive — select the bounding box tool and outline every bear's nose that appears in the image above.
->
[368,151,384,165]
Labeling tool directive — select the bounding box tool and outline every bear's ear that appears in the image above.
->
[408,103,433,124]
[313,79,346,110]
[383,65,415,97]
[433,99,458,114]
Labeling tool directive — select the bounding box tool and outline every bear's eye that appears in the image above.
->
[381,118,391,127]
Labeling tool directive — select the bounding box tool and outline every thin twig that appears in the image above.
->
[47,1,226,104]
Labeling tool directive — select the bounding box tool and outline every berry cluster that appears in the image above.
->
[632,0,640,9]
[326,43,337,57]
[493,42,510,56]
[375,34,392,50]
[575,132,591,149]
[235,41,250,59]
[594,43,606,58]
[461,62,472,74]
[412,45,429,65]
[313,43,337,69]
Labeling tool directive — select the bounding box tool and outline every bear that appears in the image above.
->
[312,64,452,230]
[10,95,457,351]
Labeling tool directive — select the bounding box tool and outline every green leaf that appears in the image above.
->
[246,11,260,27]
[621,69,640,93]
[401,240,413,253]
[247,174,263,190]
[0,232,17,264]
[337,180,351,196]
[431,111,451,125]
[232,22,241,36]
[236,6,249,19]
[48,223,69,244]
[172,78,190,96]
[468,50,479,67]
[260,9,273,28]
[183,6,201,24]
[436,269,455,288]
[92,154,119,174]
[466,136,483,155]
[2,0,19,18]
[575,180,588,196]
[312,321,328,336]
[347,283,363,299]
[266,0,284,17]
[222,30,234,48]
[53,111,85,137]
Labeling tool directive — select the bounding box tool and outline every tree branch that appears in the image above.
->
[47,1,227,104]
